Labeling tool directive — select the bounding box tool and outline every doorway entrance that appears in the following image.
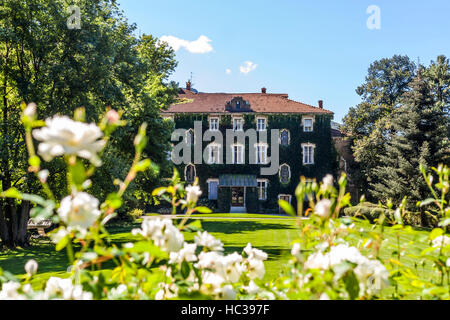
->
[231,187,245,207]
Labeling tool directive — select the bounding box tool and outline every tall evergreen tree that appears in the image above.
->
[370,71,450,210]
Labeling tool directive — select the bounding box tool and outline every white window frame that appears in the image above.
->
[232,117,244,131]
[207,143,221,164]
[231,144,244,164]
[279,164,291,183]
[255,143,268,164]
[207,179,219,200]
[279,129,290,145]
[184,163,196,183]
[302,143,316,165]
[278,194,292,204]
[303,116,315,132]
[256,117,267,131]
[209,117,220,131]
[257,179,268,200]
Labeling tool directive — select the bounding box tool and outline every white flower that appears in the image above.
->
[45,277,92,300]
[185,185,202,204]
[51,227,69,244]
[446,258,450,267]
[314,199,332,219]
[132,218,184,252]
[106,109,120,124]
[304,251,331,270]
[246,258,266,280]
[37,169,49,183]
[202,271,225,288]
[24,103,36,118]
[24,259,38,276]
[243,280,260,295]
[304,244,367,270]
[169,243,197,264]
[0,281,24,300]
[432,235,450,248]
[58,192,101,232]
[354,260,389,295]
[320,292,330,300]
[217,253,244,283]
[244,243,268,261]
[291,243,303,261]
[195,251,223,269]
[108,284,128,299]
[195,231,224,252]
[32,116,105,166]
[322,174,334,188]
[216,284,236,300]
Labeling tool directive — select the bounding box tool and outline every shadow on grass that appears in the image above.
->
[0,240,70,275]
[200,220,295,234]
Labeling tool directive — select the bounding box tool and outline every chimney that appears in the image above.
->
[318,100,323,109]
[186,80,191,91]
[261,87,267,94]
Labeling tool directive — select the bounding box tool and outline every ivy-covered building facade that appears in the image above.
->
[163,84,336,214]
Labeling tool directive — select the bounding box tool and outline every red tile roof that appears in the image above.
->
[164,89,334,115]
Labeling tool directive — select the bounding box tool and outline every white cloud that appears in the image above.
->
[159,35,213,54]
[240,61,258,74]
[226,68,232,75]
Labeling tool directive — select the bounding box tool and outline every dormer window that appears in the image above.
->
[236,101,240,109]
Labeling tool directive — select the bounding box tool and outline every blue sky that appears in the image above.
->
[118,0,450,122]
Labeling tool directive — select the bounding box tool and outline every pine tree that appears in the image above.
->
[370,71,450,209]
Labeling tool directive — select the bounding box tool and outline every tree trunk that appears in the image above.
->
[0,199,31,249]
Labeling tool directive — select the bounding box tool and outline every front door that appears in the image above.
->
[231,187,245,207]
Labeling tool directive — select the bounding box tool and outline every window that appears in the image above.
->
[279,164,291,184]
[257,180,268,200]
[257,117,267,131]
[208,179,219,200]
[303,117,314,132]
[236,101,241,109]
[232,144,244,164]
[255,144,268,164]
[302,144,315,165]
[278,194,292,213]
[185,164,196,183]
[280,129,290,146]
[233,118,243,131]
[209,118,219,131]
[207,144,221,164]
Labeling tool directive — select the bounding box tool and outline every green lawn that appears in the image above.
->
[0,214,438,291]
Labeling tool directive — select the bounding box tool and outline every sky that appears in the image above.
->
[117,0,450,122]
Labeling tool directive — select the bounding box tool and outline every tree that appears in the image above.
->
[370,71,450,210]
[0,0,177,248]
[342,56,416,199]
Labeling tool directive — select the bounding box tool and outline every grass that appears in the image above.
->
[0,214,438,291]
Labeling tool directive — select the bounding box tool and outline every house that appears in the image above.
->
[162,82,336,214]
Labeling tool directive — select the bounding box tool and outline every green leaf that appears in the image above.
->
[28,156,41,168]
[343,271,360,300]
[55,236,69,251]
[184,219,203,232]
[70,160,87,186]
[3,188,22,199]
[429,228,444,240]
[152,187,167,196]
[418,198,436,207]
[181,260,191,279]
[278,200,296,216]
[195,206,212,214]
[106,193,123,209]
[134,159,151,172]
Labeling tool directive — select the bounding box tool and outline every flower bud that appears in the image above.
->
[25,259,38,276]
